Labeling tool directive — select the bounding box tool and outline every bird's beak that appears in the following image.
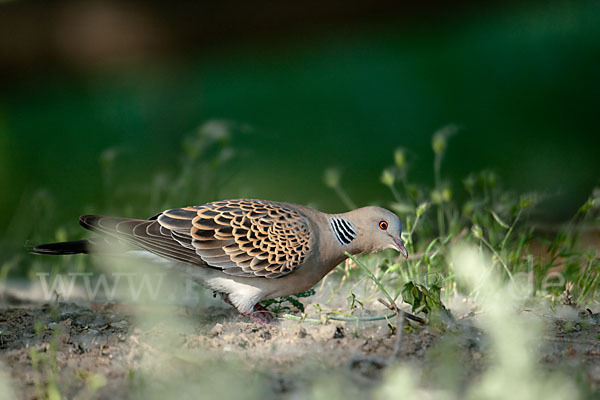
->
[392,236,409,259]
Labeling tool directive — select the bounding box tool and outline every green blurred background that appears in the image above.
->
[1,0,599,258]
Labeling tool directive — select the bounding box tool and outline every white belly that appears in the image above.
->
[127,250,323,314]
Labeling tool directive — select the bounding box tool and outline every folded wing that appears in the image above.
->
[80,199,313,279]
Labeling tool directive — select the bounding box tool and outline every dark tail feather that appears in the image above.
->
[32,214,155,256]
[31,240,91,255]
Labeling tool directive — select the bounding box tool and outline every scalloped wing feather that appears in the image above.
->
[157,199,313,278]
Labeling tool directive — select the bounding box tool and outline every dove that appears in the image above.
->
[33,199,408,324]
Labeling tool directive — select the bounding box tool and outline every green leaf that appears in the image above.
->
[490,210,510,229]
[401,281,454,328]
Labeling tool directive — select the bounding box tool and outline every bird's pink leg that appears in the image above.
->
[245,303,275,325]
[217,292,275,325]
[218,292,234,307]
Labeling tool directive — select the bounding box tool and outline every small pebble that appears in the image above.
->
[588,364,600,383]
[111,320,128,330]
[333,326,345,339]
[209,323,224,337]
[296,326,307,338]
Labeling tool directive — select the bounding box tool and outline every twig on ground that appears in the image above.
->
[282,313,398,323]
[542,336,600,346]
[377,298,428,325]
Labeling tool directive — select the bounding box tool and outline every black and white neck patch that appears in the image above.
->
[329,217,357,246]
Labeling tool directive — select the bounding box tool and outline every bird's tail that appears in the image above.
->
[30,214,140,255]
[31,240,91,255]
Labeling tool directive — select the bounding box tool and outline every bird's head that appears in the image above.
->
[338,206,408,258]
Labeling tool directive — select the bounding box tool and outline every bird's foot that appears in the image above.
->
[218,292,234,307]
[217,292,275,325]
[243,303,275,325]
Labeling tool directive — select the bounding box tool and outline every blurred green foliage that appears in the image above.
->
[321,125,599,318]
[0,0,599,277]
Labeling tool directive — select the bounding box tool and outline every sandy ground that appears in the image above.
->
[0,284,599,399]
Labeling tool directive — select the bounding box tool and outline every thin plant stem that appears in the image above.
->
[437,206,446,238]
[282,312,398,323]
[334,186,357,210]
[479,236,514,282]
[390,183,402,202]
[434,153,441,189]
[346,253,395,305]
[501,208,523,250]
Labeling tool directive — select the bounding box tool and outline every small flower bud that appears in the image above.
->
[394,148,406,168]
[380,168,395,187]
[323,168,340,188]
[472,224,483,239]
[416,202,429,218]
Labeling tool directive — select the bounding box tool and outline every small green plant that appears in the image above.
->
[262,288,316,313]
[401,282,452,319]
[324,126,599,322]
[29,321,62,400]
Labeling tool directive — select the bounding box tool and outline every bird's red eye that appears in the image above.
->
[379,220,388,230]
